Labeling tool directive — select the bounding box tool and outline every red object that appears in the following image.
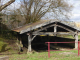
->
[78,41,79,56]
[46,41,80,58]
[45,42,75,43]
[78,41,80,56]
[48,42,50,58]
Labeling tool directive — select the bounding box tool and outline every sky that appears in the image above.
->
[68,0,80,22]
[1,0,80,22]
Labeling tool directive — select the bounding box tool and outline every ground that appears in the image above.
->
[0,50,80,60]
[0,35,80,60]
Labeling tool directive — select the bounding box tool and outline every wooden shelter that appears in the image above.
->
[13,20,80,52]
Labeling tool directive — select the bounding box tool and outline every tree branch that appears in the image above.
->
[0,0,15,11]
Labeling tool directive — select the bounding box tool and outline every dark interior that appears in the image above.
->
[21,35,75,52]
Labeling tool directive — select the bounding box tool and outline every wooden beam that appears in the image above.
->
[33,32,74,35]
[57,25,74,33]
[31,35,36,41]
[28,33,32,52]
[54,25,57,32]
[27,32,36,52]
[74,31,78,49]
[20,20,58,34]
[54,24,57,36]
[33,24,55,33]
[33,24,74,34]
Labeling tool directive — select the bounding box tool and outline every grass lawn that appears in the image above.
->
[0,50,80,60]
[0,35,80,60]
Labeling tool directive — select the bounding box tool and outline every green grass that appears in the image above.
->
[0,35,80,60]
[0,50,80,60]
[9,50,80,60]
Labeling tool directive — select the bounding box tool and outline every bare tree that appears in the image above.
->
[0,0,15,11]
[2,0,73,29]
[15,0,73,24]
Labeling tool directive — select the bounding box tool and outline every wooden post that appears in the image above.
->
[75,32,78,49]
[54,24,57,36]
[54,24,57,45]
[28,33,32,52]
[54,24,57,32]
[16,33,23,53]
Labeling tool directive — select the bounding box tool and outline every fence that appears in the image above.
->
[45,41,80,58]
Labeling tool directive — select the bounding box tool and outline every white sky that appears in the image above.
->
[1,0,80,22]
[68,0,80,22]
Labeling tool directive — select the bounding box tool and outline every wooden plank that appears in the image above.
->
[33,32,74,35]
[33,24,55,33]
[57,25,74,33]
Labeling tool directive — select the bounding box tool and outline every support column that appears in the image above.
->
[28,33,32,52]
[54,24,57,36]
[54,24,57,45]
[16,33,23,52]
[75,32,78,49]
